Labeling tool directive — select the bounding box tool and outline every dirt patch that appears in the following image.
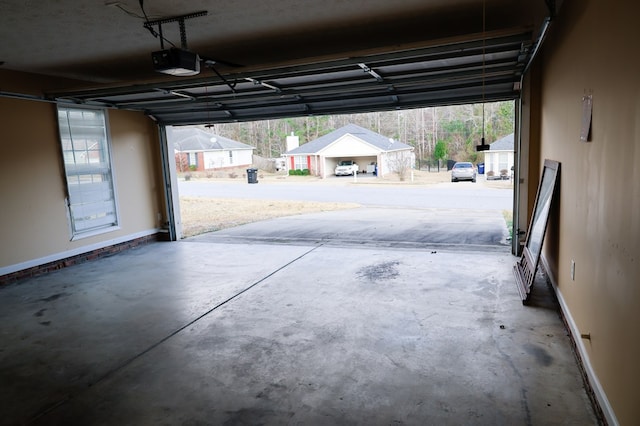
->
[180,197,360,238]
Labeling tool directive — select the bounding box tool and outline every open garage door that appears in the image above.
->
[49,27,544,251]
[49,29,534,125]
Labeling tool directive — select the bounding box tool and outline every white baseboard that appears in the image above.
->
[540,255,619,426]
[0,229,161,277]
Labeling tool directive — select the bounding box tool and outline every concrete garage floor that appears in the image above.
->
[0,239,598,425]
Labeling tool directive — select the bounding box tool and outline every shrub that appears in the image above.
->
[289,169,310,176]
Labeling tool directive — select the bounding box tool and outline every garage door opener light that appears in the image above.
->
[139,1,207,77]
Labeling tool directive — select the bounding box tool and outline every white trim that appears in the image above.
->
[540,255,619,426]
[105,109,122,236]
[0,229,161,277]
[161,126,182,240]
[316,134,379,155]
[71,226,121,241]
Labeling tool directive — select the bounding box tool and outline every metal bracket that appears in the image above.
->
[144,11,207,50]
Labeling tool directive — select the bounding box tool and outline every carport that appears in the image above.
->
[2,0,637,424]
[328,157,376,176]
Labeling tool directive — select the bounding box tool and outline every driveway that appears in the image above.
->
[192,206,509,250]
[182,179,512,251]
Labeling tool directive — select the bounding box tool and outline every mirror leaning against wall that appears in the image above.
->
[513,159,561,303]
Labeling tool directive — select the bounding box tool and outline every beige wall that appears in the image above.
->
[0,71,166,273]
[539,0,640,423]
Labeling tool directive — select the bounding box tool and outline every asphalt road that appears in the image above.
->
[180,179,514,251]
[178,179,513,210]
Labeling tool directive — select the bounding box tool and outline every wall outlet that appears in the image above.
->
[570,260,576,281]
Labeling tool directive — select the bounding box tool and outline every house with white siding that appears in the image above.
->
[285,124,414,178]
[169,126,254,172]
[484,133,514,179]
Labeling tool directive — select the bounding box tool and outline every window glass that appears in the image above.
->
[57,107,118,236]
[294,156,307,170]
[499,153,508,171]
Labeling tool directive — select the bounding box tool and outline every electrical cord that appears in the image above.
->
[137,0,177,48]
[114,4,144,19]
[138,0,149,20]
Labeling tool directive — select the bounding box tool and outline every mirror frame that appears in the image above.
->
[513,159,561,302]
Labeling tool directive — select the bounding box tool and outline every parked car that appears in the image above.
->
[451,161,476,182]
[335,160,359,176]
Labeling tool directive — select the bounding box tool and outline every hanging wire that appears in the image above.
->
[205,83,212,129]
[138,0,177,49]
[481,0,486,146]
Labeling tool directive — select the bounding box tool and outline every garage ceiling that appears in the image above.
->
[0,0,555,125]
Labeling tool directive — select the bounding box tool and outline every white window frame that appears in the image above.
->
[294,155,307,170]
[188,152,198,167]
[57,106,119,240]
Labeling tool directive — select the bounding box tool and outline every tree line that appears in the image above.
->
[196,100,515,166]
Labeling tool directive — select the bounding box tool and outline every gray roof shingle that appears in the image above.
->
[287,124,413,154]
[490,133,514,151]
[171,127,254,152]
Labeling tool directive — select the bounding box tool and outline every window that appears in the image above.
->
[57,107,118,238]
[228,150,233,164]
[499,153,508,172]
[188,152,198,167]
[294,155,307,170]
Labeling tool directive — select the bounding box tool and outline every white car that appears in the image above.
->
[451,161,477,182]
[335,160,359,176]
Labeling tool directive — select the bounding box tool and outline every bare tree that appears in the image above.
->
[387,151,414,181]
[188,101,514,164]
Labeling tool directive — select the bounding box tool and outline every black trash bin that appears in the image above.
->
[478,163,485,174]
[246,168,258,184]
